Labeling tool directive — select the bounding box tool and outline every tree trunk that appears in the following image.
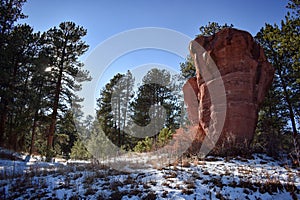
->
[276,57,299,165]
[118,97,121,146]
[122,76,131,145]
[271,49,298,137]
[46,41,66,151]
[277,67,298,137]
[29,110,39,155]
[0,105,7,146]
[47,68,62,150]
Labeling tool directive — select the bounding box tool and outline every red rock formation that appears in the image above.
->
[184,28,274,156]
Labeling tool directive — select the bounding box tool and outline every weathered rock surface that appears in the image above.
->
[184,28,274,155]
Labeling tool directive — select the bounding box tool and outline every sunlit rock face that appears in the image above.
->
[183,28,274,156]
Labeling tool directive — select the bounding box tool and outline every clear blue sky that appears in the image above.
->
[21,0,287,50]
[20,0,288,117]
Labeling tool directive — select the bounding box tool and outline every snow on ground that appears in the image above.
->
[0,149,299,200]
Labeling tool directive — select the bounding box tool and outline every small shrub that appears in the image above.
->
[192,171,201,179]
[134,137,153,153]
[109,191,123,200]
[259,186,267,194]
[149,180,157,186]
[203,170,210,175]
[211,178,224,188]
[243,188,250,195]
[181,160,191,168]
[285,183,298,193]
[181,188,194,195]
[175,184,181,189]
[228,181,237,188]
[163,171,177,179]
[85,188,96,196]
[186,182,196,189]
[143,183,151,189]
[162,191,168,198]
[157,128,173,147]
[110,180,123,191]
[239,180,256,191]
[162,182,170,187]
[83,175,94,185]
[45,149,56,162]
[216,192,225,200]
[96,192,107,200]
[70,140,91,160]
[73,173,83,180]
[142,191,156,200]
[129,189,141,196]
[124,176,135,185]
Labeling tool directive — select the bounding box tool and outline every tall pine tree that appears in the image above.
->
[42,22,90,158]
[97,71,135,148]
[255,0,299,160]
[0,0,27,147]
[130,68,181,140]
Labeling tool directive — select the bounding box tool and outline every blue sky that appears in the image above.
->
[20,0,288,117]
[21,0,287,49]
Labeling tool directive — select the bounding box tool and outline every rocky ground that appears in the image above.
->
[0,148,299,200]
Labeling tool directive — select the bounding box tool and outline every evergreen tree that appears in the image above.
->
[255,0,299,160]
[198,22,234,36]
[5,24,42,150]
[0,0,46,150]
[111,70,135,147]
[0,1,91,155]
[28,54,55,155]
[0,0,26,145]
[180,56,195,79]
[55,110,79,157]
[70,140,91,160]
[97,73,123,146]
[42,22,90,157]
[130,68,181,143]
[96,71,135,148]
[85,118,117,160]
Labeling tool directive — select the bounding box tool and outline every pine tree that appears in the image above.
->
[111,70,135,147]
[0,0,27,147]
[42,22,90,158]
[97,73,123,146]
[70,140,91,160]
[55,110,79,157]
[198,22,234,36]
[130,68,181,144]
[28,53,53,155]
[255,0,299,160]
[96,71,135,148]
[0,0,46,151]
[0,1,91,155]
[180,56,195,79]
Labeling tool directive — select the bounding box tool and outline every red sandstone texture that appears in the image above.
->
[183,28,275,155]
